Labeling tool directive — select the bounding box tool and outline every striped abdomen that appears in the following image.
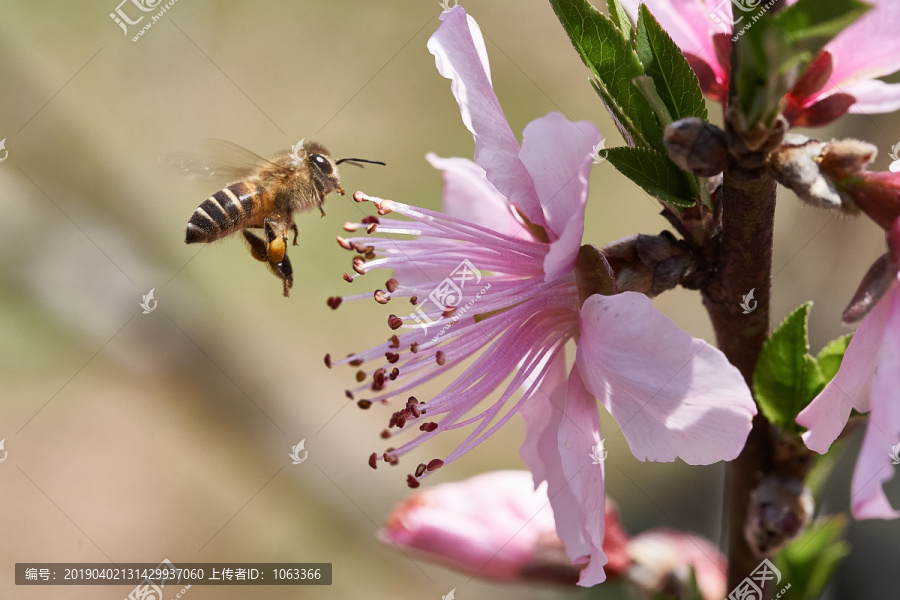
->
[185,181,263,244]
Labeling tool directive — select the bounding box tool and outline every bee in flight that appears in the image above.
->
[176,139,384,296]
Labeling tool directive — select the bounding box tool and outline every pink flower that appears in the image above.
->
[379,470,630,584]
[622,0,900,126]
[332,5,755,586]
[380,470,726,597]
[797,221,900,519]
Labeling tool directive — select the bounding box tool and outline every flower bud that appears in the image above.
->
[664,118,728,177]
[767,134,846,211]
[379,471,630,585]
[768,135,900,232]
[818,139,878,182]
[833,171,900,231]
[626,529,726,600]
[745,473,813,556]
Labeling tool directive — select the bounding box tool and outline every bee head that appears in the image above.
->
[304,141,345,196]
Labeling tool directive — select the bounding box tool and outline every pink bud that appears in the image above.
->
[837,172,900,231]
[380,471,630,584]
[626,529,726,600]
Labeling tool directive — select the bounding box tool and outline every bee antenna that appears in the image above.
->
[336,158,387,168]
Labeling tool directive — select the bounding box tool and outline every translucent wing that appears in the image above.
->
[159,139,281,185]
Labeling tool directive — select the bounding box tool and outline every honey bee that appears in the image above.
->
[176,139,384,296]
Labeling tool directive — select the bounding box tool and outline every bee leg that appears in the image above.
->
[271,255,293,297]
[263,220,293,297]
[243,229,269,262]
[291,223,300,246]
[263,220,287,264]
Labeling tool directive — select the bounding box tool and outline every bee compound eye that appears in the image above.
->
[311,154,333,175]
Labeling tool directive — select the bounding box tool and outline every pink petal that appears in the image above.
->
[519,355,609,587]
[425,153,531,240]
[559,365,608,586]
[520,354,568,492]
[798,286,895,452]
[518,113,599,239]
[850,289,900,519]
[427,7,545,229]
[843,80,900,114]
[518,113,598,280]
[576,292,756,464]
[543,208,585,283]
[825,0,900,87]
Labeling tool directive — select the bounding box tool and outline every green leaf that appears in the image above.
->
[732,15,796,128]
[550,0,663,148]
[605,147,696,207]
[635,4,708,123]
[590,78,647,148]
[775,0,871,58]
[606,0,634,40]
[816,334,852,382]
[753,302,827,432]
[775,517,851,600]
[632,75,673,127]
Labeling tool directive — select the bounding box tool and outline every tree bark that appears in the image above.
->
[701,153,776,589]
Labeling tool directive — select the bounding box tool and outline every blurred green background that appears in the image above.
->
[1,1,898,598]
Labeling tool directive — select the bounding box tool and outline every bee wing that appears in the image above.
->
[160,139,281,185]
